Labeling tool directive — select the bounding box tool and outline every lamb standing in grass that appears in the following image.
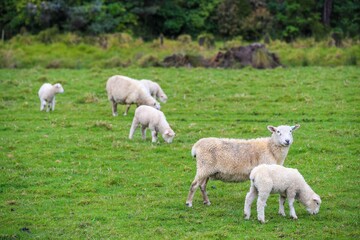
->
[244,164,321,223]
[38,83,64,112]
[186,124,300,207]
[106,75,160,116]
[129,105,175,143]
[140,79,168,103]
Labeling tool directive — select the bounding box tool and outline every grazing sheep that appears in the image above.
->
[38,83,64,112]
[106,75,160,116]
[140,79,168,103]
[186,124,300,207]
[129,105,175,143]
[244,164,321,223]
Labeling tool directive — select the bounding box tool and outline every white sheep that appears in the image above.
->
[106,75,160,116]
[140,79,168,103]
[186,124,300,207]
[244,164,321,223]
[129,105,175,143]
[38,83,64,112]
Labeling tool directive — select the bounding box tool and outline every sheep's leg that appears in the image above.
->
[278,195,286,216]
[199,177,211,205]
[151,130,158,143]
[256,192,270,224]
[129,119,139,139]
[288,197,298,220]
[112,101,118,116]
[46,102,50,112]
[124,104,131,116]
[40,100,46,111]
[51,98,55,111]
[141,126,147,140]
[244,185,258,220]
[186,176,205,207]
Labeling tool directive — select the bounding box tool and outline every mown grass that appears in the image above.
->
[0,67,359,239]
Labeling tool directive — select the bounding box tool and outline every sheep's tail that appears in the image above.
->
[191,145,197,159]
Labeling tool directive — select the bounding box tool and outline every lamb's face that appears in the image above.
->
[306,194,321,215]
[268,124,300,147]
[159,94,168,103]
[153,101,161,110]
[162,129,175,143]
[54,83,64,93]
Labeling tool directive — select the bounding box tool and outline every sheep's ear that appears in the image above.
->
[267,126,276,133]
[291,124,300,131]
[313,195,321,204]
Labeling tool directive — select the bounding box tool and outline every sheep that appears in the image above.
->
[140,79,168,103]
[38,83,64,112]
[106,75,160,116]
[185,124,300,207]
[129,105,175,143]
[244,164,321,223]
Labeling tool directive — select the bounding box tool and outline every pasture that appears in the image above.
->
[0,66,359,239]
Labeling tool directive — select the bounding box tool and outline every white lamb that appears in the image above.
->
[244,164,321,223]
[186,124,300,207]
[129,105,175,143]
[140,79,168,103]
[38,83,64,112]
[106,75,160,116]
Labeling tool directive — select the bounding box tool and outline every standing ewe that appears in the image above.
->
[140,79,168,103]
[186,124,300,207]
[244,164,321,223]
[106,75,160,116]
[38,83,64,112]
[129,105,175,143]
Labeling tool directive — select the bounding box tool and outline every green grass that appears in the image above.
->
[1,34,359,68]
[0,67,359,239]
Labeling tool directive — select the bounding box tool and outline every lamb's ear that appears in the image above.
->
[291,124,300,131]
[313,195,321,204]
[267,126,276,133]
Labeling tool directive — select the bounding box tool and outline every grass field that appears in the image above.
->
[0,66,359,239]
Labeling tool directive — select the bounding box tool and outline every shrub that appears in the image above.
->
[177,34,192,44]
[197,33,215,49]
[37,27,60,44]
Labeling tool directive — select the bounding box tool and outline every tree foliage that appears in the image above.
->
[0,0,358,41]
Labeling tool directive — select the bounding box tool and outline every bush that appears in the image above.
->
[197,33,215,49]
[37,27,60,44]
[177,35,192,44]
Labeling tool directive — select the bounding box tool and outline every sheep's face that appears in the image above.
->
[159,94,168,103]
[306,194,321,215]
[54,83,64,93]
[268,124,300,147]
[162,129,175,143]
[152,101,161,110]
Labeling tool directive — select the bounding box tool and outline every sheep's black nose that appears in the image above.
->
[285,140,290,144]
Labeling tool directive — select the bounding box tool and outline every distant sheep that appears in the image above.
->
[140,79,168,103]
[106,75,160,116]
[186,124,300,207]
[129,105,175,143]
[244,164,321,223]
[38,83,64,112]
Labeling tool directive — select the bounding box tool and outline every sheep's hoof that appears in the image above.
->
[258,219,266,224]
[186,202,192,207]
[244,214,250,220]
[291,216,298,220]
[203,201,211,206]
[278,212,286,217]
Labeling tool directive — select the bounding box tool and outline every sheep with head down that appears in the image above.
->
[140,79,168,103]
[106,75,160,116]
[186,124,300,207]
[244,164,321,223]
